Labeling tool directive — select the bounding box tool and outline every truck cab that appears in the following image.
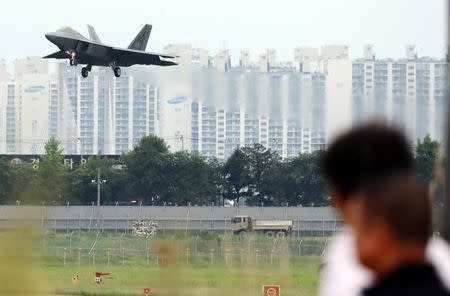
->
[231,215,252,234]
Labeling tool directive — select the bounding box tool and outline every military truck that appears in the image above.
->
[231,215,293,237]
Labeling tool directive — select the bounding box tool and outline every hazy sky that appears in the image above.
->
[0,0,447,66]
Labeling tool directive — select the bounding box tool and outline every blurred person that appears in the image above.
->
[353,175,449,295]
[319,123,450,296]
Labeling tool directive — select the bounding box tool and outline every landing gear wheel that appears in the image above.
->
[113,67,121,78]
[81,67,89,78]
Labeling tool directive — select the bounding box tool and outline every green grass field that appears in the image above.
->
[1,231,324,295]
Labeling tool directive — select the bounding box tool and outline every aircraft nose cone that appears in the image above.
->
[45,33,56,43]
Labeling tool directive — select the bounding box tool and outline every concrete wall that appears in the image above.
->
[0,206,343,234]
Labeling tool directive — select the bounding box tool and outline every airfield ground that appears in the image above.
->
[1,231,324,295]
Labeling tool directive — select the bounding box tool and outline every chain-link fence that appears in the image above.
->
[40,232,327,268]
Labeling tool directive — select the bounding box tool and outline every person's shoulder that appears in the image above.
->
[324,231,354,258]
[319,230,373,296]
[427,237,450,291]
[427,237,450,257]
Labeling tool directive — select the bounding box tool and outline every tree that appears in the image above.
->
[36,138,70,204]
[222,147,251,205]
[207,157,227,206]
[260,160,295,206]
[165,151,218,205]
[287,151,328,206]
[0,158,12,203]
[71,155,128,205]
[242,144,281,206]
[122,136,171,205]
[416,134,439,185]
[9,161,38,205]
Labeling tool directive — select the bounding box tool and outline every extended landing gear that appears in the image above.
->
[81,64,92,78]
[113,66,121,78]
[81,67,89,78]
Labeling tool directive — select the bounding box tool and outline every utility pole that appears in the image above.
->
[180,135,184,151]
[77,137,83,165]
[92,169,106,231]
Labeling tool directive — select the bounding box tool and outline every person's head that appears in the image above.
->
[353,175,431,278]
[322,123,413,223]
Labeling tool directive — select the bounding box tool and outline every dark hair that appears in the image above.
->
[322,123,413,198]
[362,175,431,245]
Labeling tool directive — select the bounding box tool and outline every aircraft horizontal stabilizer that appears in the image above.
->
[157,59,178,66]
[43,51,71,59]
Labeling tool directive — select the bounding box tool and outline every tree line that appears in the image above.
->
[0,134,440,206]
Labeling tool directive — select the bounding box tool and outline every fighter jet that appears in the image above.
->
[44,24,177,78]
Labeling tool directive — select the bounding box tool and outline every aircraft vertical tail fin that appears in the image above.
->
[87,25,102,43]
[128,24,152,51]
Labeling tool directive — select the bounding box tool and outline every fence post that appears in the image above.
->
[195,235,199,255]
[298,239,303,257]
[297,216,300,237]
[92,248,96,267]
[119,233,124,251]
[146,248,150,266]
[89,201,94,232]
[122,248,125,265]
[63,247,67,267]
[255,249,259,264]
[271,249,274,265]
[186,248,189,265]
[240,248,244,265]
[322,216,325,237]
[43,231,47,255]
[225,248,229,266]
[210,248,214,265]
[41,202,45,228]
[65,202,69,234]
[78,248,82,267]
[107,248,111,267]
[67,231,71,254]
[333,215,337,235]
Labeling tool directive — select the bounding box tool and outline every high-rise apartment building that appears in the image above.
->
[352,45,448,142]
[14,57,48,80]
[0,46,447,158]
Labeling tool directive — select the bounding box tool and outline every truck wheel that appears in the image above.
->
[266,231,274,238]
[276,231,286,238]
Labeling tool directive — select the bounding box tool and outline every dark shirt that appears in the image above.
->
[363,264,450,296]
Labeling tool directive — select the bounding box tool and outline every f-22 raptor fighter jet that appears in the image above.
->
[44,24,177,78]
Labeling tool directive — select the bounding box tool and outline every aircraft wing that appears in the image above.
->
[113,48,178,67]
[43,51,71,59]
